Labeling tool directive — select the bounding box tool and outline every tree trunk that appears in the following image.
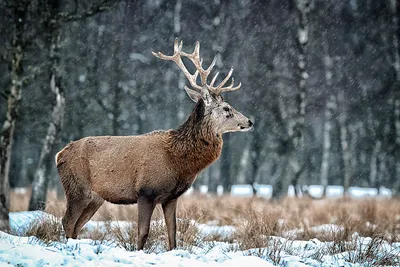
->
[221,134,232,194]
[29,24,65,211]
[272,156,289,198]
[389,0,400,195]
[370,140,381,189]
[338,91,351,197]
[111,45,122,136]
[208,165,219,194]
[272,0,309,200]
[0,53,23,230]
[320,95,335,197]
[247,123,261,196]
[0,1,28,230]
[278,0,309,198]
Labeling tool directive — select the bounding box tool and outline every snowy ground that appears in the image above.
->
[1,211,399,267]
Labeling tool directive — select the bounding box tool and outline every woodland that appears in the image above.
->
[0,0,400,228]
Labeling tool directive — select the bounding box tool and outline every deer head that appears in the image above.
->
[152,39,253,135]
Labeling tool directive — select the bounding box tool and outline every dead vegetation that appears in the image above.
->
[10,190,400,242]
[9,189,400,265]
[21,214,63,245]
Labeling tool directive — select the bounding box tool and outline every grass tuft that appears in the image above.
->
[21,215,63,245]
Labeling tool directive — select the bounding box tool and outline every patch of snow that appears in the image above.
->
[231,184,254,196]
[306,185,344,198]
[230,184,272,198]
[197,223,235,238]
[12,187,28,194]
[284,224,345,239]
[0,230,274,267]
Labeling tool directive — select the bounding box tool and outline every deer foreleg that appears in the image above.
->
[162,199,177,250]
[137,198,156,250]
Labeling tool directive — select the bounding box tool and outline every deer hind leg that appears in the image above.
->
[61,178,92,239]
[137,197,156,250]
[72,192,105,238]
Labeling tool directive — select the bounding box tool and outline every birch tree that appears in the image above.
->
[0,0,31,230]
[389,0,400,195]
[337,90,351,196]
[320,94,335,197]
[273,0,310,198]
[29,0,115,210]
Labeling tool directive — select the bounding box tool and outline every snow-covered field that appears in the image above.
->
[1,211,399,266]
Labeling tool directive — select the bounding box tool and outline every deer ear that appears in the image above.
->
[184,86,201,103]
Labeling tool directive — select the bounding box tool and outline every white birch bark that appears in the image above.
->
[369,140,381,188]
[389,0,400,194]
[338,91,351,196]
[320,95,335,197]
[29,23,65,210]
[0,1,29,229]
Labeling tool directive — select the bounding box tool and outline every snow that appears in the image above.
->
[305,185,392,198]
[0,230,273,267]
[1,211,399,267]
[283,224,344,239]
[185,184,392,199]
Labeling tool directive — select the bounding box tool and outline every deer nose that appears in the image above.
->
[248,120,253,127]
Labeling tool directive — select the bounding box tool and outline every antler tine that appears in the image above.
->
[194,41,200,57]
[206,56,217,77]
[218,67,233,88]
[209,67,242,94]
[210,72,219,87]
[218,80,242,94]
[177,39,183,52]
[213,67,233,92]
[152,39,203,91]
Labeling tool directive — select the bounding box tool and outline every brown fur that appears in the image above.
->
[57,100,222,250]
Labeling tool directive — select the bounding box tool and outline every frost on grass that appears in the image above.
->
[4,197,400,266]
[2,210,400,266]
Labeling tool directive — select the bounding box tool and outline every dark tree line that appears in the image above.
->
[1,0,400,229]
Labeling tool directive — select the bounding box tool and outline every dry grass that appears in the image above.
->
[21,214,64,245]
[10,189,400,252]
[313,234,400,266]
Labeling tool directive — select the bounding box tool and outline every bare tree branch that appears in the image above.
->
[0,52,7,63]
[72,0,79,15]
[21,64,48,85]
[0,91,8,100]
[94,97,110,113]
[60,0,116,22]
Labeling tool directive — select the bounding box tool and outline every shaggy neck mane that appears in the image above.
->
[169,99,223,177]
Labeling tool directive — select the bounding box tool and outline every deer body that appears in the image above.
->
[58,101,222,205]
[58,40,252,251]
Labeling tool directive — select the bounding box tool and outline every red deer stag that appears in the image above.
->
[56,39,253,250]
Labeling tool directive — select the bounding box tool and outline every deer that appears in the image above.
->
[56,39,253,251]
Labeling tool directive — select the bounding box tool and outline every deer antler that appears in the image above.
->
[152,38,241,95]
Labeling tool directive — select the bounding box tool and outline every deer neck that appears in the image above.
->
[169,100,223,179]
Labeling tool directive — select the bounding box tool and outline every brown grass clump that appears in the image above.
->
[111,221,138,252]
[21,214,63,245]
[10,189,400,245]
[234,206,283,250]
[321,234,400,266]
